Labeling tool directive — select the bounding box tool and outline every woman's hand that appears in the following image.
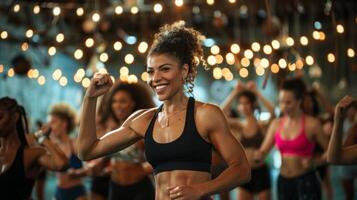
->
[335,96,355,119]
[246,81,257,94]
[168,185,204,200]
[234,82,245,94]
[86,72,113,98]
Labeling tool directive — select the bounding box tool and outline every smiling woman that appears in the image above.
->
[77,21,251,200]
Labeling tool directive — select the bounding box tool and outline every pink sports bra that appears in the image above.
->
[275,115,315,157]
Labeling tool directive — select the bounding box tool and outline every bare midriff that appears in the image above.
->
[280,155,314,177]
[110,160,148,185]
[154,170,211,200]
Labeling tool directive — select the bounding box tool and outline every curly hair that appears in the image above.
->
[237,90,259,111]
[0,97,29,146]
[98,81,155,125]
[280,78,306,101]
[49,103,76,133]
[148,21,205,94]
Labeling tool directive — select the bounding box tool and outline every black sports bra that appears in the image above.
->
[144,97,212,175]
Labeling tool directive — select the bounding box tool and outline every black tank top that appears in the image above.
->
[0,144,35,200]
[145,97,212,175]
[240,129,264,149]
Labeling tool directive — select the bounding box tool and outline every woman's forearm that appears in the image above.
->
[221,90,238,115]
[77,95,99,160]
[256,92,275,117]
[327,117,344,164]
[197,161,251,196]
[42,139,69,171]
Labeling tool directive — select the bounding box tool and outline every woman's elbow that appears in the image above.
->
[241,162,251,184]
[77,151,92,161]
[327,154,341,165]
[53,159,69,171]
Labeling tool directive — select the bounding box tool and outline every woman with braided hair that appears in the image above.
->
[78,21,250,200]
[0,97,68,200]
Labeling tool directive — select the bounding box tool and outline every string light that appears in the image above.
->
[255,66,265,76]
[319,32,326,40]
[239,68,249,78]
[271,64,279,73]
[336,24,344,34]
[278,58,287,69]
[138,41,148,53]
[128,74,138,83]
[115,6,124,15]
[76,7,84,16]
[286,37,294,46]
[92,12,101,22]
[300,36,308,46]
[13,4,20,13]
[113,41,123,51]
[288,63,296,71]
[244,49,253,59]
[253,58,261,68]
[175,0,184,7]
[85,38,94,47]
[271,40,280,49]
[21,42,29,51]
[327,53,335,63]
[59,77,68,86]
[33,5,40,14]
[25,29,33,38]
[120,74,129,82]
[153,3,163,13]
[53,6,61,16]
[207,55,217,65]
[251,42,261,52]
[213,67,222,79]
[241,57,250,67]
[27,69,34,78]
[314,21,322,30]
[48,46,56,56]
[230,44,240,54]
[100,52,109,62]
[305,55,314,65]
[74,74,82,83]
[224,72,234,81]
[1,31,8,39]
[74,49,83,60]
[82,78,90,88]
[207,0,215,5]
[31,71,41,80]
[77,68,85,79]
[225,53,235,65]
[263,45,272,55]
[312,31,320,40]
[124,54,134,64]
[52,69,62,80]
[8,68,15,77]
[347,48,355,58]
[260,58,269,68]
[210,45,220,55]
[215,55,224,64]
[120,66,129,75]
[131,6,139,14]
[141,72,149,81]
[222,68,230,77]
[296,59,304,69]
[56,33,64,43]
[38,75,46,85]
[228,0,237,3]
[0,64,3,73]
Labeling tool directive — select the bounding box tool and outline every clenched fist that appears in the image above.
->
[86,72,113,98]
